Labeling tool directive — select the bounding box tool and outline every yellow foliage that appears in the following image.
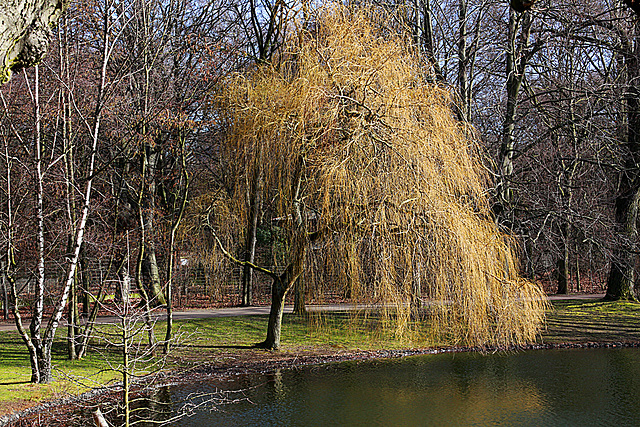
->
[218,3,546,347]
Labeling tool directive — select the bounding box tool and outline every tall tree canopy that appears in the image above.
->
[215,4,547,349]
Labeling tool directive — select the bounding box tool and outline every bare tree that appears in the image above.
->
[0,0,126,383]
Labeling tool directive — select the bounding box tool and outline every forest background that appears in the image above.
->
[1,0,640,384]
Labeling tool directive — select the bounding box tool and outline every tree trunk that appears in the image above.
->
[241,145,264,307]
[605,187,640,300]
[556,95,581,295]
[496,10,534,225]
[556,222,569,295]
[605,22,640,301]
[164,135,188,354]
[0,0,69,84]
[33,9,112,373]
[67,269,78,360]
[80,253,90,317]
[36,345,52,384]
[575,239,581,293]
[61,16,79,359]
[138,122,165,307]
[143,247,166,306]
[9,271,40,382]
[457,0,469,122]
[30,64,46,383]
[135,2,166,308]
[414,0,444,83]
[411,261,422,310]
[263,277,288,350]
[260,245,306,350]
[1,264,8,320]
[260,162,306,350]
[2,106,39,377]
[293,277,306,315]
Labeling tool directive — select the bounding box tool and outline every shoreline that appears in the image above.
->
[3,339,640,426]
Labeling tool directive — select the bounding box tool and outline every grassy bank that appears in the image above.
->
[1,299,639,416]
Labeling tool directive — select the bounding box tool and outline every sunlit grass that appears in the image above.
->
[544,299,640,343]
[0,330,119,408]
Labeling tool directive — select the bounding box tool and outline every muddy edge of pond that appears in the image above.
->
[4,340,640,426]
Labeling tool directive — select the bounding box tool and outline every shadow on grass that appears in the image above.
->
[176,344,258,349]
[545,299,640,343]
[0,380,29,386]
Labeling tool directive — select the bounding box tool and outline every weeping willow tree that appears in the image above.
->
[213,4,546,350]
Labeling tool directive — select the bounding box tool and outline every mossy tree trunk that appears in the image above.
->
[0,0,69,85]
[605,186,640,301]
[261,236,307,350]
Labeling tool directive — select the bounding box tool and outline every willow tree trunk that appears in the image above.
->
[261,241,307,350]
[0,0,69,84]
[261,162,306,350]
[293,278,306,315]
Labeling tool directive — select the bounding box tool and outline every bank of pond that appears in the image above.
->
[14,346,640,426]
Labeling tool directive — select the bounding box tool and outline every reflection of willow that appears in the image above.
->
[364,377,547,425]
[211,3,546,349]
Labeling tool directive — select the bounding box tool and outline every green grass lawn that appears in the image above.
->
[0,330,119,412]
[543,299,640,343]
[1,299,639,415]
[0,312,400,414]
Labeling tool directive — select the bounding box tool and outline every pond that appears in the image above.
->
[148,348,640,426]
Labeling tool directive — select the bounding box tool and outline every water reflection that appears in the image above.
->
[162,348,640,426]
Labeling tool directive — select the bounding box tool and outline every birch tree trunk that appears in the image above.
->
[30,64,46,383]
[9,5,111,383]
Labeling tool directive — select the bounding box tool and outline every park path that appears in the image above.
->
[0,293,605,333]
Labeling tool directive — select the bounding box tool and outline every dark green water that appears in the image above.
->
[167,348,640,426]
